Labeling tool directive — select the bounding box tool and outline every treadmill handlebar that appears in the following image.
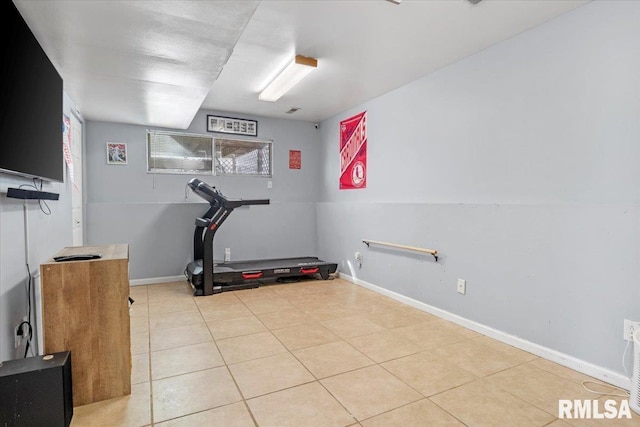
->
[240,199,270,206]
[188,178,270,207]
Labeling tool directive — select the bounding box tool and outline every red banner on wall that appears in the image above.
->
[289,150,301,169]
[339,111,367,189]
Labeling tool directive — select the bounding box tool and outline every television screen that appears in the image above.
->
[0,1,63,182]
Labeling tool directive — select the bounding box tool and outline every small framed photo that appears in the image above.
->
[106,142,127,164]
[207,114,258,137]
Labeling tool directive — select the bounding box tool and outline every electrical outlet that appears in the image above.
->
[14,324,23,348]
[224,248,231,262]
[14,324,21,348]
[457,278,466,295]
[354,251,363,268]
[623,319,640,341]
[14,316,28,348]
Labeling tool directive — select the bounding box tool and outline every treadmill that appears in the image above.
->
[185,178,338,296]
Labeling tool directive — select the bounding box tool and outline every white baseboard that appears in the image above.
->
[130,275,185,286]
[338,272,631,391]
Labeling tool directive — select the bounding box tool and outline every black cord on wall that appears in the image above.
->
[17,178,52,215]
[18,264,34,358]
[12,178,53,358]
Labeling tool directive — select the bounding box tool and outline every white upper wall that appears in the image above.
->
[319,0,640,206]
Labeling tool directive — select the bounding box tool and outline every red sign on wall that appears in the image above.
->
[289,150,301,169]
[339,111,367,189]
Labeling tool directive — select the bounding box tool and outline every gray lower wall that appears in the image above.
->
[318,201,639,372]
[317,0,640,376]
[85,110,321,280]
[87,201,317,280]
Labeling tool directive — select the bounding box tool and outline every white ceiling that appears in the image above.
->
[14,0,588,129]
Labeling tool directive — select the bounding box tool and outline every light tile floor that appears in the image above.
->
[71,278,639,427]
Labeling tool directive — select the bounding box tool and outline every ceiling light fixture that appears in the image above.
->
[259,55,318,102]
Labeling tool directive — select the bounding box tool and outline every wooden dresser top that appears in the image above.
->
[42,243,128,264]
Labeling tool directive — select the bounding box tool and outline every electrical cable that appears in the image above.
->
[18,321,33,358]
[34,178,51,215]
[18,178,51,215]
[23,263,34,357]
[580,335,633,398]
[623,338,632,379]
[581,380,630,398]
[15,188,38,359]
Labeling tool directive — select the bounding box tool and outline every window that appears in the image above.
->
[214,138,272,177]
[147,131,213,175]
[147,131,272,177]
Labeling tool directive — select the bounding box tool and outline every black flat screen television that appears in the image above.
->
[1,1,64,183]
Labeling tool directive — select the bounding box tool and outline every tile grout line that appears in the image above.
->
[292,280,532,425]
[481,360,599,420]
[194,287,260,426]
[137,279,590,426]
[425,394,471,427]
[415,338,557,425]
[234,283,360,425]
[231,285,321,426]
[151,280,410,412]
[278,283,389,425]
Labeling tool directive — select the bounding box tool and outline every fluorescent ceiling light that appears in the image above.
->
[259,55,318,102]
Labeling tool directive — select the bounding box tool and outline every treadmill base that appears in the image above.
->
[189,274,336,296]
[186,257,338,297]
[192,280,260,296]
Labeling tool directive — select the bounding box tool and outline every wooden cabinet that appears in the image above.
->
[40,244,131,406]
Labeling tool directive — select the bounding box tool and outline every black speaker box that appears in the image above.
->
[0,351,73,427]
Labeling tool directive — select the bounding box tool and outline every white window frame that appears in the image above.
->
[146,130,273,177]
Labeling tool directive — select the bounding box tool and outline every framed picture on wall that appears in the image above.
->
[106,142,127,164]
[207,115,258,137]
